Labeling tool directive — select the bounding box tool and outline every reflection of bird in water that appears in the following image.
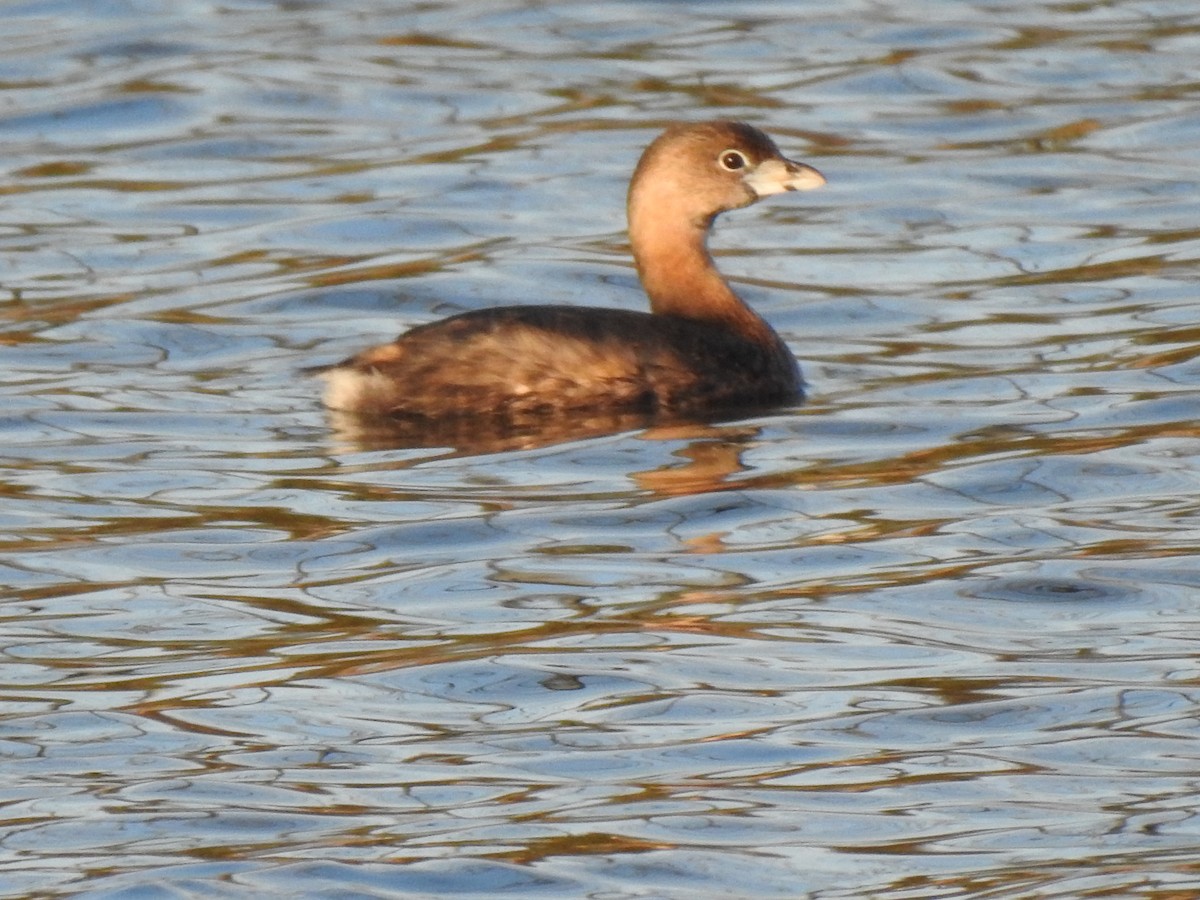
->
[310,121,825,449]
[328,413,767,502]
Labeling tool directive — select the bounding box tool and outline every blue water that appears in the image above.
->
[2,1,1200,897]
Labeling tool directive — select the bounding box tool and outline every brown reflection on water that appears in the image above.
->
[630,424,761,496]
[322,405,664,455]
[300,239,508,290]
[323,410,777,499]
[495,831,675,866]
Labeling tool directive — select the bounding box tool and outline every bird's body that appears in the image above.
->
[313,121,825,424]
[320,303,800,419]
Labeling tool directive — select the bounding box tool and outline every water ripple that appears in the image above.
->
[3,1,1200,897]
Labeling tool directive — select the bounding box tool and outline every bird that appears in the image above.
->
[312,120,825,426]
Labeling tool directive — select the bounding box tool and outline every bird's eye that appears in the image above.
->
[719,149,748,171]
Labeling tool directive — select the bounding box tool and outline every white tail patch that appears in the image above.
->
[321,368,393,413]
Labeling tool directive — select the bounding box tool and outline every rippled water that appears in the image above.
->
[3,0,1200,896]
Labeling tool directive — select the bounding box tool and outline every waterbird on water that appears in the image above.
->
[311,121,826,426]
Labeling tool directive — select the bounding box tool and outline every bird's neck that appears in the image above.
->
[629,213,775,345]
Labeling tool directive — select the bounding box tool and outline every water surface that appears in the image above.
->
[2,1,1200,897]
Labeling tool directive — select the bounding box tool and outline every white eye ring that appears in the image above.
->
[718,149,749,171]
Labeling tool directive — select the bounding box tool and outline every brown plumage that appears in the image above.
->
[313,121,826,422]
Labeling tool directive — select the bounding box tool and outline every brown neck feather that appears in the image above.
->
[629,213,775,345]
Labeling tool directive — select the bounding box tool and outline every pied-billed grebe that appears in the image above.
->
[315,121,825,421]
